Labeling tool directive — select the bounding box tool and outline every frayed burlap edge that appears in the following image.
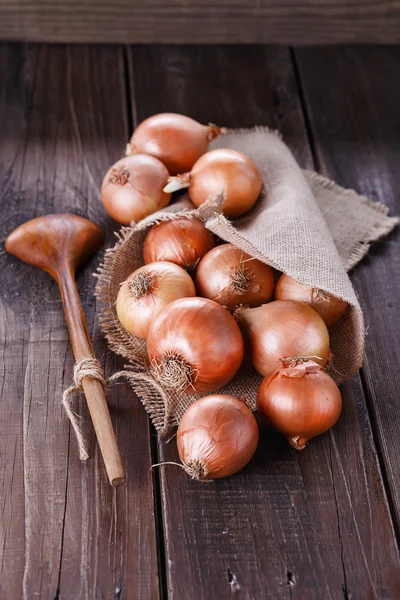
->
[304,170,399,270]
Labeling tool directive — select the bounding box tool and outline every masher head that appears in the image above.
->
[5,214,104,278]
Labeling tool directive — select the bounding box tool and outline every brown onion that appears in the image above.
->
[237,300,330,377]
[126,113,225,175]
[195,243,274,309]
[147,297,244,394]
[101,154,171,225]
[164,148,263,218]
[116,261,195,339]
[143,217,215,271]
[176,394,259,480]
[257,361,342,450]
[276,274,348,328]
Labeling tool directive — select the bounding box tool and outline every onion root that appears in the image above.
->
[151,459,212,481]
[183,458,210,480]
[129,271,155,299]
[151,353,199,393]
[109,165,130,185]
[229,260,254,294]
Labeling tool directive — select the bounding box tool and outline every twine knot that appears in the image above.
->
[62,359,172,461]
[72,356,106,388]
[62,360,153,462]
[62,356,107,462]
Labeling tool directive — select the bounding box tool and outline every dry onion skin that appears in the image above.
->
[257,360,342,450]
[164,148,263,218]
[237,300,330,377]
[143,217,215,272]
[195,243,274,310]
[101,154,171,225]
[126,113,226,175]
[116,262,196,339]
[176,394,259,479]
[275,274,348,328]
[147,297,244,394]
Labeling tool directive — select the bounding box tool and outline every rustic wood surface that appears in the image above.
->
[295,45,400,534]
[1,1,400,45]
[0,44,159,600]
[128,45,400,599]
[0,43,399,599]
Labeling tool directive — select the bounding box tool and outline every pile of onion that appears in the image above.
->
[237,300,330,377]
[116,262,196,339]
[164,148,263,218]
[147,297,244,394]
[102,110,349,477]
[101,154,171,225]
[143,217,215,272]
[196,243,274,309]
[126,113,226,175]
[257,360,342,450]
[276,274,348,328]
[176,394,259,479]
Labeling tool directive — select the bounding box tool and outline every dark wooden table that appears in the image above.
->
[1,43,399,600]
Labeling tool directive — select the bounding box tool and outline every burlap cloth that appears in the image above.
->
[95,128,398,432]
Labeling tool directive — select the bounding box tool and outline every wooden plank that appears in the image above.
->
[128,45,400,599]
[1,2,400,45]
[295,45,400,531]
[0,44,159,598]
[0,43,36,600]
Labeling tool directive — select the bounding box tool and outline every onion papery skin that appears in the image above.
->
[127,113,225,175]
[195,243,274,309]
[257,362,342,450]
[173,148,262,219]
[147,297,244,394]
[101,154,171,225]
[116,262,196,339]
[177,394,259,479]
[275,274,348,328]
[237,300,330,377]
[143,217,215,271]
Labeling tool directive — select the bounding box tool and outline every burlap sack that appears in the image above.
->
[95,128,398,432]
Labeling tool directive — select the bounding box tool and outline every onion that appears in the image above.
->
[116,261,195,339]
[164,148,263,218]
[195,243,274,310]
[126,113,225,175]
[237,300,330,377]
[176,394,259,479]
[101,154,171,225]
[147,297,244,394]
[143,217,215,272]
[257,360,342,450]
[276,274,348,328]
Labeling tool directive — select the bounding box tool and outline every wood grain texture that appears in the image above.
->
[0,44,159,598]
[295,45,400,531]
[2,41,400,600]
[0,43,39,599]
[128,45,400,599]
[1,1,400,44]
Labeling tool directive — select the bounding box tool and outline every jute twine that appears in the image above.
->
[61,357,104,461]
[62,356,172,460]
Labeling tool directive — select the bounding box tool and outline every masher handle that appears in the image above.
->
[58,265,125,486]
